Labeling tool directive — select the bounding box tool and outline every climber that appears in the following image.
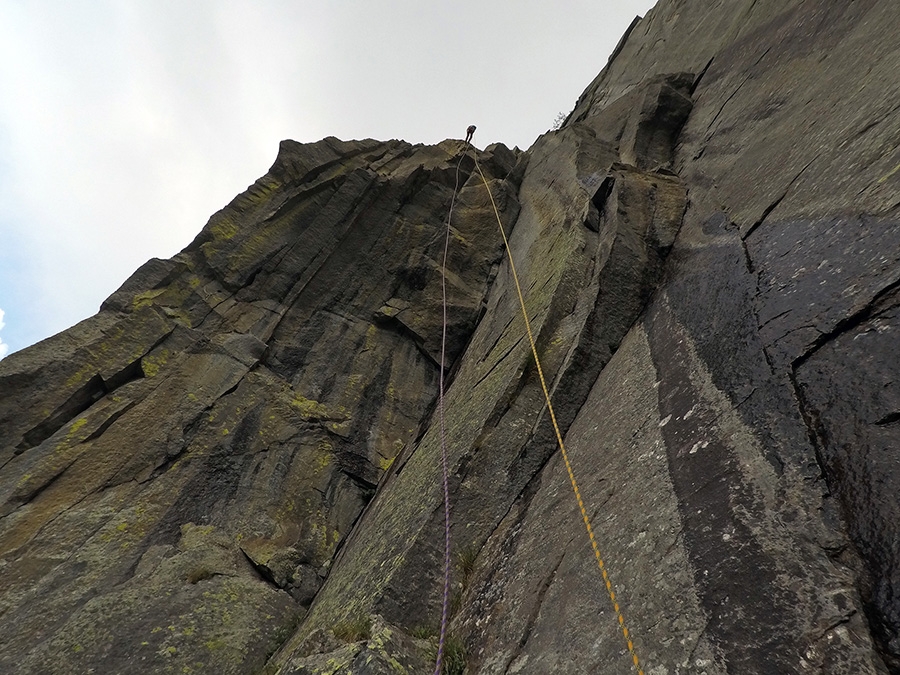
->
[465,125,476,144]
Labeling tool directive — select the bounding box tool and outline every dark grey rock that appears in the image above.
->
[3,1,900,673]
[0,138,520,675]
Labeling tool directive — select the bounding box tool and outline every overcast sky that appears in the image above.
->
[0,0,657,359]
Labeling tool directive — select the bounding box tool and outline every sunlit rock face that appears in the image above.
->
[2,1,900,673]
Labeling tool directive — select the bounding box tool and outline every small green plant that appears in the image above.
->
[410,625,437,640]
[455,546,479,588]
[442,635,467,675]
[332,615,372,642]
[551,110,570,131]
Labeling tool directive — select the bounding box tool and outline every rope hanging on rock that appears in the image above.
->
[433,134,469,675]
[469,148,646,675]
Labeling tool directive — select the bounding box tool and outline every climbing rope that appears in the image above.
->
[469,150,645,675]
[434,142,468,675]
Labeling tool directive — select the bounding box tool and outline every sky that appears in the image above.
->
[0,0,657,359]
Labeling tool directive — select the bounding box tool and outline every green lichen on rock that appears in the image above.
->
[5,6,900,671]
[2,135,530,674]
[273,615,434,675]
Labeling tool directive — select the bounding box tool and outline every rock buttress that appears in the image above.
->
[273,73,694,673]
[0,137,522,675]
[452,0,899,673]
[278,2,899,674]
[2,0,900,673]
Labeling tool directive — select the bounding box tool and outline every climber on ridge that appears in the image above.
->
[465,124,476,144]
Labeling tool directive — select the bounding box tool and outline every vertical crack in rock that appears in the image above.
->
[504,548,567,671]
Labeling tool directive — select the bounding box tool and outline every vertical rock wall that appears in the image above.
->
[1,1,899,673]
[0,138,523,674]
[280,1,900,673]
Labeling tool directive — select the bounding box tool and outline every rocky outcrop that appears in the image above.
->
[2,0,900,673]
[0,138,522,674]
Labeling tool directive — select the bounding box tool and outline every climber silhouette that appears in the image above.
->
[465,125,476,144]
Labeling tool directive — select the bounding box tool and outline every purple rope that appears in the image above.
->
[434,140,467,675]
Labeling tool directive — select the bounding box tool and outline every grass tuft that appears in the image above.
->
[455,546,478,588]
[332,615,372,643]
[441,634,466,675]
[186,567,215,584]
[410,625,437,640]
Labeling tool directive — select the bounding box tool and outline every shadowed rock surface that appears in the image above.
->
[0,138,522,674]
[2,0,900,673]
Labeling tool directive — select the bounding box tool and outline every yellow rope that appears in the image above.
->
[471,153,645,675]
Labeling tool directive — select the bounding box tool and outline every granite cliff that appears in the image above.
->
[2,1,899,673]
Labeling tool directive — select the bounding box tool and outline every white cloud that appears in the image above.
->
[0,0,658,354]
[0,308,8,360]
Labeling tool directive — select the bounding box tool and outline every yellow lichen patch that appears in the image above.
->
[451,228,469,245]
[307,517,342,560]
[180,523,218,544]
[142,349,170,378]
[346,373,364,394]
[209,216,239,241]
[291,395,332,419]
[385,380,399,400]
[132,289,167,310]
[272,497,296,523]
[363,323,379,352]
[98,502,161,548]
[243,178,282,206]
[314,440,334,471]
[66,417,89,438]
[240,537,279,568]
[64,364,97,390]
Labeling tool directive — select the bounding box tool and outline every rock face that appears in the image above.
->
[2,1,899,673]
[0,138,522,674]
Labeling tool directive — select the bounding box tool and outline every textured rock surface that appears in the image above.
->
[278,615,438,675]
[2,0,900,673]
[0,138,521,674]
